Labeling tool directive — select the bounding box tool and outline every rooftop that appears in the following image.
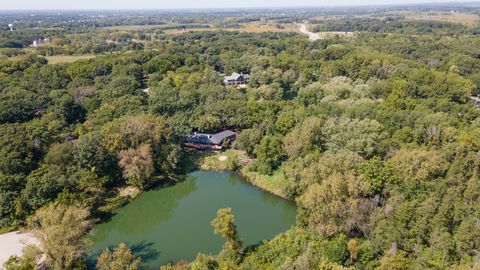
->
[224,72,249,81]
[185,130,236,145]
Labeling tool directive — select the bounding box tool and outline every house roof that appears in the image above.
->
[224,72,249,82]
[185,130,236,145]
[210,130,236,145]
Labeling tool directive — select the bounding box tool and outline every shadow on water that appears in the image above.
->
[93,173,193,226]
[90,170,297,268]
[244,241,264,255]
[93,197,130,225]
[176,149,210,174]
[86,241,160,269]
[91,178,198,242]
[131,241,161,264]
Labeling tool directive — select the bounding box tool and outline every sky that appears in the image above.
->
[0,0,474,10]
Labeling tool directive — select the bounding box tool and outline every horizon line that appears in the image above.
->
[0,1,479,12]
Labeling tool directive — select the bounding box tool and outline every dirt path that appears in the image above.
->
[298,23,320,41]
[0,231,38,269]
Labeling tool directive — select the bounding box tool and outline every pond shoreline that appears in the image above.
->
[199,152,293,202]
[90,169,297,268]
[236,170,291,201]
[213,168,291,202]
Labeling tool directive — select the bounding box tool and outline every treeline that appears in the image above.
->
[313,17,474,35]
[0,27,479,269]
[0,28,145,53]
[0,29,66,48]
[0,12,169,30]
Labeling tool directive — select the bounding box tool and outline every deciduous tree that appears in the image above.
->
[28,203,94,269]
[96,243,141,270]
[211,208,243,262]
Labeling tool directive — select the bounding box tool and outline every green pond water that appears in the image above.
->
[90,170,297,269]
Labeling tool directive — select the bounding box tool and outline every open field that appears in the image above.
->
[165,22,353,40]
[161,22,298,35]
[404,12,479,26]
[317,31,355,38]
[103,23,211,32]
[164,27,214,34]
[234,22,298,33]
[45,54,96,64]
[102,24,167,30]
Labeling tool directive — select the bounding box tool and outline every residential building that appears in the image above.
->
[223,72,249,86]
[184,130,236,150]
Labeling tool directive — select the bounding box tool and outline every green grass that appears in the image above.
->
[0,226,17,234]
[200,149,243,171]
[45,54,96,64]
[241,166,290,199]
[97,195,130,214]
[200,149,291,200]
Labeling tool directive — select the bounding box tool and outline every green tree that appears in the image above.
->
[0,173,24,227]
[359,157,396,196]
[0,88,48,124]
[284,117,324,159]
[211,208,243,263]
[299,172,373,237]
[100,114,180,178]
[100,76,140,101]
[254,135,285,174]
[73,135,117,178]
[189,253,219,270]
[236,128,263,157]
[43,143,74,167]
[0,124,35,175]
[3,245,41,270]
[322,117,386,158]
[20,165,70,215]
[48,89,85,124]
[376,251,413,270]
[28,203,94,270]
[96,243,141,270]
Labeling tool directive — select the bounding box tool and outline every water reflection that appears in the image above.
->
[90,170,296,268]
[92,179,197,239]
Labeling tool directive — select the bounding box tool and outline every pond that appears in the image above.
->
[90,170,297,269]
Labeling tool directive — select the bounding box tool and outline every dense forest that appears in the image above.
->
[1,4,480,270]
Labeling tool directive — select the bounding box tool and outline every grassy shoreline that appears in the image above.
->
[200,150,292,201]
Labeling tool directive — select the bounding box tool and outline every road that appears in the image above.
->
[299,23,320,41]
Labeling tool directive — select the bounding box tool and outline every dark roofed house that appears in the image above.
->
[184,130,236,150]
[223,72,249,86]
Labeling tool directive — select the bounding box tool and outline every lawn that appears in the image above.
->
[164,22,298,35]
[240,167,290,199]
[404,12,479,26]
[45,54,96,64]
[200,149,290,199]
[102,24,167,30]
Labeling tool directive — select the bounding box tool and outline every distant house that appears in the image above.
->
[31,37,50,47]
[224,73,249,86]
[184,130,236,150]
